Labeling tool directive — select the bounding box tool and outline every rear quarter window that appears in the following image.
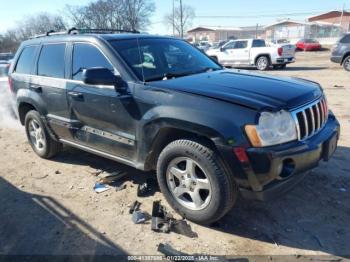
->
[252,40,266,47]
[38,44,66,78]
[15,46,38,74]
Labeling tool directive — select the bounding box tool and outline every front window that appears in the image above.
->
[109,38,222,82]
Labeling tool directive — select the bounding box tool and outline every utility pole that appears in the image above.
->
[340,3,345,32]
[180,0,184,38]
[172,0,175,36]
[255,23,258,38]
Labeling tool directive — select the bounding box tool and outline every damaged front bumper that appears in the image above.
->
[219,113,340,201]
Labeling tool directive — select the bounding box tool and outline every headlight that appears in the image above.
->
[245,110,297,147]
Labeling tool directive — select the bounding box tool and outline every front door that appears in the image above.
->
[231,40,250,65]
[66,43,136,160]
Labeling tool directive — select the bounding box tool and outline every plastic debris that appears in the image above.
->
[129,201,141,214]
[151,201,172,233]
[137,178,158,197]
[172,220,198,238]
[93,183,111,193]
[132,210,151,224]
[157,243,189,256]
[99,171,127,185]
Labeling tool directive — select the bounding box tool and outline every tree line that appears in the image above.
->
[0,0,196,53]
[0,0,155,52]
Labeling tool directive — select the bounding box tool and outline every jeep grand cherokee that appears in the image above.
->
[8,29,340,224]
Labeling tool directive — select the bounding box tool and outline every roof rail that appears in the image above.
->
[32,27,140,39]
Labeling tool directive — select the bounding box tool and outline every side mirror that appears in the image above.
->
[220,47,225,52]
[82,67,122,86]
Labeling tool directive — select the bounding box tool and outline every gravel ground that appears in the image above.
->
[0,50,349,260]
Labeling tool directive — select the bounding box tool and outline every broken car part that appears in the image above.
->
[129,201,141,214]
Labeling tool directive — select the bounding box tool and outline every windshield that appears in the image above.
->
[0,65,9,78]
[109,38,222,82]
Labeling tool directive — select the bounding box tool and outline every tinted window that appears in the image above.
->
[110,38,221,82]
[15,46,37,74]
[234,41,248,49]
[340,34,350,44]
[38,44,66,78]
[72,43,114,81]
[252,40,266,47]
[224,42,236,49]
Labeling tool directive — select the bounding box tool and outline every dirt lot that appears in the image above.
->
[0,51,349,259]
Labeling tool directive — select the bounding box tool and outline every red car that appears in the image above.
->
[296,39,321,51]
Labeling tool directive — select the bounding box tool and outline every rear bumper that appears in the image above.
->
[274,57,295,64]
[330,56,342,64]
[218,113,340,201]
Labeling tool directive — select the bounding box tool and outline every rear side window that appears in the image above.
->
[72,43,114,81]
[340,34,350,44]
[15,46,37,74]
[252,40,266,47]
[38,44,66,78]
[234,41,248,49]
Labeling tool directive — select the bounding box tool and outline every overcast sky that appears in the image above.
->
[0,0,347,34]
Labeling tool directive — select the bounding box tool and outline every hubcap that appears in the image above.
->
[345,58,350,71]
[258,58,268,70]
[166,157,211,211]
[28,119,46,151]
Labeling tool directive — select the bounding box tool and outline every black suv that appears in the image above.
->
[9,29,340,224]
[331,33,350,71]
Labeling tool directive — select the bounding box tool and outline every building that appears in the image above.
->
[264,18,344,44]
[308,10,350,32]
[187,26,264,43]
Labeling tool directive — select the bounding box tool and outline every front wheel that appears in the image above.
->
[343,56,350,71]
[156,139,238,225]
[256,56,270,71]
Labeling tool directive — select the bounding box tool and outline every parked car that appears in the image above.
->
[194,41,211,52]
[206,39,295,70]
[0,61,10,88]
[270,39,290,45]
[209,40,227,50]
[0,52,14,61]
[296,39,321,51]
[330,33,350,71]
[9,29,340,224]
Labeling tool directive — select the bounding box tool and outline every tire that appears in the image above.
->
[156,139,238,225]
[25,110,62,159]
[256,56,270,71]
[343,56,350,72]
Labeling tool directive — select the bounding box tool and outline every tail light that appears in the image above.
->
[278,47,283,56]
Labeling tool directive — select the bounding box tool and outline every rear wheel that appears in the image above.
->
[25,110,62,159]
[157,139,238,225]
[343,56,350,71]
[256,56,270,71]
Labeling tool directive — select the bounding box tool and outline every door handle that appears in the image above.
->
[68,91,84,100]
[29,85,42,93]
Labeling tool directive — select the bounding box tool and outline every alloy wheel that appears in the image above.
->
[166,157,212,211]
[28,119,46,151]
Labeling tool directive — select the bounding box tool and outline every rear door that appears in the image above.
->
[66,42,136,160]
[32,43,71,139]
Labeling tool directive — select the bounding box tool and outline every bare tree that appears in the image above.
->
[0,13,67,52]
[65,0,155,31]
[164,1,195,38]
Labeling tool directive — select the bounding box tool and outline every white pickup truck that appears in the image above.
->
[206,39,295,70]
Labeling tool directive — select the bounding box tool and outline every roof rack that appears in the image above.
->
[32,27,140,39]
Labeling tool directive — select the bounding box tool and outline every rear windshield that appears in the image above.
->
[304,39,318,43]
[0,65,9,77]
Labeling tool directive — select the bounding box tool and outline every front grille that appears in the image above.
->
[292,97,328,141]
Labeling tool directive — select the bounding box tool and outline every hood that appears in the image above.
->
[149,69,323,111]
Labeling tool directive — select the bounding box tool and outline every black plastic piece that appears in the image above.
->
[129,201,141,214]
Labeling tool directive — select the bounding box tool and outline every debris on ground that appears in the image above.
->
[99,171,127,185]
[115,184,127,192]
[90,169,103,176]
[137,177,158,197]
[151,201,173,233]
[151,201,197,238]
[93,183,111,193]
[132,210,151,224]
[157,243,189,256]
[172,220,198,238]
[129,201,141,214]
[54,170,61,174]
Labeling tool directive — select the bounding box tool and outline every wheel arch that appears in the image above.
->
[341,52,350,65]
[18,102,38,125]
[254,54,271,65]
[142,121,225,171]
